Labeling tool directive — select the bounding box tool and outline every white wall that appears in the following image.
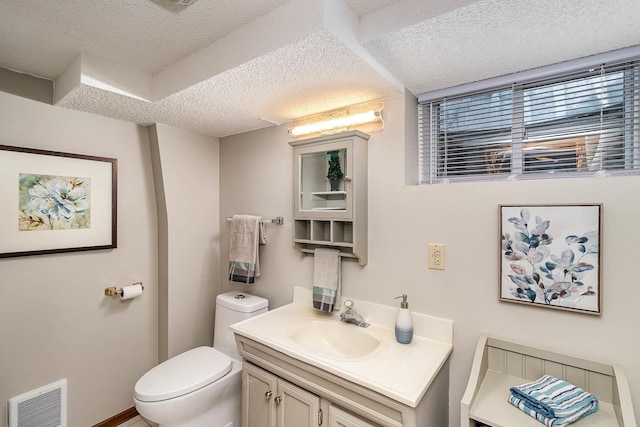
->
[220,93,640,426]
[0,91,158,426]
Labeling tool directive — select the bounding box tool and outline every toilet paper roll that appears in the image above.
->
[120,284,143,300]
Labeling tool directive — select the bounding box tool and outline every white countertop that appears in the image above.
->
[230,287,453,407]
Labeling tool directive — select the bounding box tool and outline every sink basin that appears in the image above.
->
[286,319,380,359]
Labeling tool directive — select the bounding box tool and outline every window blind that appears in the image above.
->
[418,49,640,184]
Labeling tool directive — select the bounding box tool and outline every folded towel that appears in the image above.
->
[508,375,599,427]
[228,215,264,284]
[312,248,341,312]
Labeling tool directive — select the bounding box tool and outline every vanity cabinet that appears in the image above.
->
[327,406,378,427]
[289,131,368,265]
[236,333,450,427]
[243,362,320,427]
[243,362,377,427]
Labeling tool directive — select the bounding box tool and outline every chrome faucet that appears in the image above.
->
[339,300,370,328]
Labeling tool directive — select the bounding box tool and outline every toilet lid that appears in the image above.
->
[134,346,232,402]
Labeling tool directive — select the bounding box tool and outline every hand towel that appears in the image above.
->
[507,375,599,427]
[312,248,341,312]
[228,215,264,284]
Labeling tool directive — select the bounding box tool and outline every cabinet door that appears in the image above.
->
[243,363,278,427]
[293,138,353,219]
[327,405,379,427]
[277,379,321,427]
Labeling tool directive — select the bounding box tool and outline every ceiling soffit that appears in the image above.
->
[52,0,403,137]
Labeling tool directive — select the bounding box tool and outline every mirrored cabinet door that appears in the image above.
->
[297,143,351,218]
[300,148,347,211]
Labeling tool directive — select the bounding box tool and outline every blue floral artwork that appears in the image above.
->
[500,205,601,314]
[18,173,90,231]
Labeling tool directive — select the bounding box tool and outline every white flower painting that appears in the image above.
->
[19,173,91,231]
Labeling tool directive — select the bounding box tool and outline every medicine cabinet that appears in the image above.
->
[289,131,368,265]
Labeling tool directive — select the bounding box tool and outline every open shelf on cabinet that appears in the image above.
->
[294,219,354,245]
[293,219,360,261]
[461,335,637,427]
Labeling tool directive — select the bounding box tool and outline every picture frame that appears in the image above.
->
[0,145,117,258]
[499,204,602,315]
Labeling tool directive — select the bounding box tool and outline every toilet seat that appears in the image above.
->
[134,346,232,402]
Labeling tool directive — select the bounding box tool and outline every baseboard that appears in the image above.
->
[93,406,139,427]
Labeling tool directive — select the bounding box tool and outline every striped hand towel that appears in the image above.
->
[508,375,599,427]
[228,215,264,284]
[312,248,341,312]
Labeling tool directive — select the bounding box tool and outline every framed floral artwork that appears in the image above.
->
[500,204,602,315]
[0,145,117,258]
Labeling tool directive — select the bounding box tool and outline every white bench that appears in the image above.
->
[461,335,637,427]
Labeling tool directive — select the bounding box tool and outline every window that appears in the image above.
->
[418,49,640,184]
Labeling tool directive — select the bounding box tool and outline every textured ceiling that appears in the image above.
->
[1,0,639,138]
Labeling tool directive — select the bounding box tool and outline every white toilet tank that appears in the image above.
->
[213,291,268,360]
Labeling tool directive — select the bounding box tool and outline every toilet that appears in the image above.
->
[134,291,268,427]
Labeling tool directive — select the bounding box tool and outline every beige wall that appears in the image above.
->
[220,93,640,426]
[0,91,221,425]
[0,91,158,426]
[149,123,220,360]
[219,123,302,307]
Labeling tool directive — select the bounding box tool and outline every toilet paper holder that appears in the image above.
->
[105,281,144,297]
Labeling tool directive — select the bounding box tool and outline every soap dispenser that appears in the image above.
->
[394,294,413,344]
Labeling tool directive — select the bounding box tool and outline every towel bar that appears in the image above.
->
[226,216,284,225]
[300,248,356,259]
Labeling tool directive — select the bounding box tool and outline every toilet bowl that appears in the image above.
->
[134,292,268,427]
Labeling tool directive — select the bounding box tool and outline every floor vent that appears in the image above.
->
[8,379,67,427]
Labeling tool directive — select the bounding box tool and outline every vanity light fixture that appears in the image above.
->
[288,101,384,138]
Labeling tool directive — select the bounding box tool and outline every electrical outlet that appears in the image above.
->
[428,243,445,270]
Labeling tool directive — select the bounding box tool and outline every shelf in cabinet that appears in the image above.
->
[311,207,345,211]
[311,191,347,197]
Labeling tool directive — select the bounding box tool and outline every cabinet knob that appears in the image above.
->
[274,395,283,405]
[344,176,352,182]
[265,390,272,400]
